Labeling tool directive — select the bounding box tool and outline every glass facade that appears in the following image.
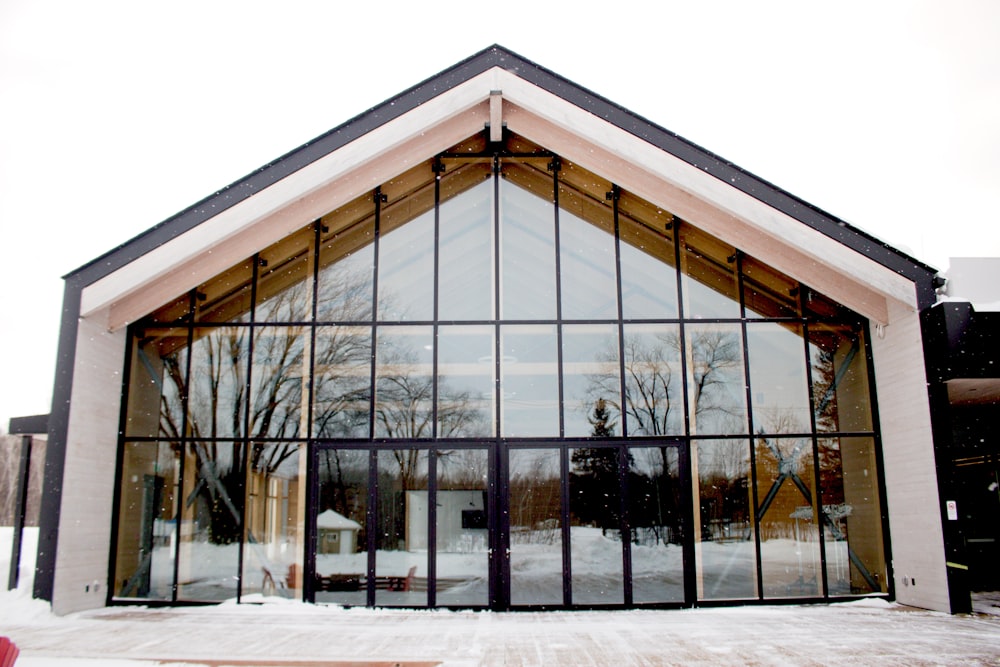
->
[112,133,888,608]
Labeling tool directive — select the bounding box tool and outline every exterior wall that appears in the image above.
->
[871,297,951,611]
[51,315,126,614]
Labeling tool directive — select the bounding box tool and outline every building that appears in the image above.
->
[27,45,990,614]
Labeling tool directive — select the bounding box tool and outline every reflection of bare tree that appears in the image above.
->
[510,452,561,545]
[375,340,487,439]
[438,449,489,488]
[689,330,743,431]
[587,328,743,438]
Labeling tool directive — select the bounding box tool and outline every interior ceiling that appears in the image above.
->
[946,378,1000,406]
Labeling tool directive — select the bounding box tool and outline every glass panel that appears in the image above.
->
[317,210,375,323]
[569,446,624,604]
[187,327,250,439]
[810,323,874,433]
[196,259,253,324]
[125,328,187,439]
[679,224,740,319]
[694,439,756,600]
[312,326,372,439]
[742,255,800,319]
[113,441,179,600]
[621,324,684,437]
[746,323,811,435]
[755,437,822,598]
[177,441,245,601]
[255,227,314,322]
[439,170,494,321]
[629,446,685,603]
[242,442,305,600]
[509,448,563,606]
[315,448,369,606]
[686,323,747,435]
[820,437,887,595]
[562,324,620,437]
[249,326,307,439]
[377,209,434,322]
[499,175,556,320]
[375,326,434,438]
[558,186,619,320]
[436,448,490,606]
[500,325,559,437]
[376,448,428,606]
[618,194,679,320]
[437,325,495,437]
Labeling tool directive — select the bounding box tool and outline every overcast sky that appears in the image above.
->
[1,0,998,430]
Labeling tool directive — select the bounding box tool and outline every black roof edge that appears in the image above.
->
[8,413,49,435]
[64,44,940,296]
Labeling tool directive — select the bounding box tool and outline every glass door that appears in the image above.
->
[504,442,688,608]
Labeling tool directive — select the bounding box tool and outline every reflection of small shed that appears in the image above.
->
[317,509,361,555]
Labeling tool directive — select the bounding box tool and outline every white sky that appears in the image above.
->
[1,0,998,430]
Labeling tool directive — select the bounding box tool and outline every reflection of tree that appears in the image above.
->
[570,410,626,533]
[698,440,751,541]
[586,328,742,438]
[628,448,682,546]
[375,340,488,439]
[510,457,560,545]
[689,330,743,431]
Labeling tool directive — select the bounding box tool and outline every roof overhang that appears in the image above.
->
[74,47,931,330]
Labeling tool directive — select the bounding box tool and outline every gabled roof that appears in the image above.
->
[68,45,940,328]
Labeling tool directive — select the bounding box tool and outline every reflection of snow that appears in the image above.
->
[117,526,864,605]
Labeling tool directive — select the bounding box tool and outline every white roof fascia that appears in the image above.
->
[80,64,916,330]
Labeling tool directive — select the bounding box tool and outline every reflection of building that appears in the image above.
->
[316,510,361,555]
[18,46,997,615]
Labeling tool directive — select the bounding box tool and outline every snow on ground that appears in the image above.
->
[4,527,1000,666]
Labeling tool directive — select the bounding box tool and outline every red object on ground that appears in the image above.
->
[0,636,19,667]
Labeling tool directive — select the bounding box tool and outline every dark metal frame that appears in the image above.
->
[105,147,891,611]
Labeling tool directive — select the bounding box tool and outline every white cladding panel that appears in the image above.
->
[51,317,126,614]
[871,297,951,612]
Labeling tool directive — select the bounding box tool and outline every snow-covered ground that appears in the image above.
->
[4,527,1000,666]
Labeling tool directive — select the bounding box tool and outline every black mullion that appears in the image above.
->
[493,440,509,609]
[432,161,442,439]
[235,255,261,603]
[610,186,633,604]
[801,303,830,599]
[307,221,322,439]
[619,444,633,606]
[303,221,322,603]
[172,292,197,602]
[492,155,507,609]
[552,160,565,438]
[610,186,629,438]
[366,448,377,607]
[672,219,696,606]
[369,188,385,440]
[560,445,572,606]
[493,154,502,440]
[736,252,764,600]
[428,448,438,607]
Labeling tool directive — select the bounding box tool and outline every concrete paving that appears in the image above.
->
[5,601,1000,666]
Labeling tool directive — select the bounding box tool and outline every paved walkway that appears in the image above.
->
[6,601,1000,666]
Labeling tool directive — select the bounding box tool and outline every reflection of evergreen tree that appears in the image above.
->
[570,400,625,532]
[587,397,616,437]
